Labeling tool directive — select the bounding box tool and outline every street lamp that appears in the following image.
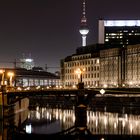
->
[0,69,6,120]
[0,69,5,86]
[7,72,14,87]
[75,68,85,89]
[75,68,85,83]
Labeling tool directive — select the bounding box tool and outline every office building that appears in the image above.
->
[98,20,140,46]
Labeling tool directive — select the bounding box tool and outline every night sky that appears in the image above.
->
[0,0,140,72]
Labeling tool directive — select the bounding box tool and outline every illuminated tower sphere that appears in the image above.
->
[79,0,89,47]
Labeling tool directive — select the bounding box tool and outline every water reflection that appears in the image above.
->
[87,111,140,135]
[0,103,140,140]
[22,105,140,136]
[25,106,75,134]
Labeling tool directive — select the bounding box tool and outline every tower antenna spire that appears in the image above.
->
[81,0,86,23]
[79,0,89,47]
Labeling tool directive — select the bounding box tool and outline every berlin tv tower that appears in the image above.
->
[79,0,89,47]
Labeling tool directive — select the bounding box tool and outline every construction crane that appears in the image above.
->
[0,59,25,68]
[45,65,60,72]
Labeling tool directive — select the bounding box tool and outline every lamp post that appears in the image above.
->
[0,70,5,86]
[75,68,85,89]
[75,68,85,90]
[75,68,85,83]
[0,69,6,120]
[75,68,88,133]
[7,72,14,87]
[0,70,6,92]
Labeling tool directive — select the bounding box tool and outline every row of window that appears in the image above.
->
[72,54,91,61]
[65,81,99,86]
[17,78,61,87]
[65,73,99,80]
[65,59,99,67]
[65,66,99,74]
[127,47,140,53]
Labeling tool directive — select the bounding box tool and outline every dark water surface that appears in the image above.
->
[1,97,140,140]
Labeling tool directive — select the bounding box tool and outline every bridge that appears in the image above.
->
[2,87,140,105]
[1,85,140,119]
[5,87,140,102]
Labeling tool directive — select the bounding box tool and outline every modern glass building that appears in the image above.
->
[98,20,140,46]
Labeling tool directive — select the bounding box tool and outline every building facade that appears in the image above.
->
[125,44,140,87]
[61,45,100,88]
[62,43,140,88]
[100,44,140,88]
[0,68,61,89]
[100,47,122,87]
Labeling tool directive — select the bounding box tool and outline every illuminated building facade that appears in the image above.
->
[0,68,61,88]
[61,44,100,88]
[98,20,140,46]
[100,46,124,87]
[100,44,140,88]
[100,45,122,87]
[125,44,140,87]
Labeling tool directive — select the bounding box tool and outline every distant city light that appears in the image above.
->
[104,20,140,27]
[25,124,32,134]
[25,59,33,62]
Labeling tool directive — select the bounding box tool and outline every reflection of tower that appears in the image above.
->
[79,0,89,47]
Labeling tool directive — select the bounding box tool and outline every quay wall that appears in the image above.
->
[0,92,29,119]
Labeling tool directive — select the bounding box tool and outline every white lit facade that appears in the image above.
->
[17,77,61,88]
[104,20,140,27]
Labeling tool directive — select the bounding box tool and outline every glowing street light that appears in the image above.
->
[75,68,85,83]
[0,69,5,86]
[7,72,14,87]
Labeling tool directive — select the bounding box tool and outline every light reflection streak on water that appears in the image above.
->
[26,106,140,135]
